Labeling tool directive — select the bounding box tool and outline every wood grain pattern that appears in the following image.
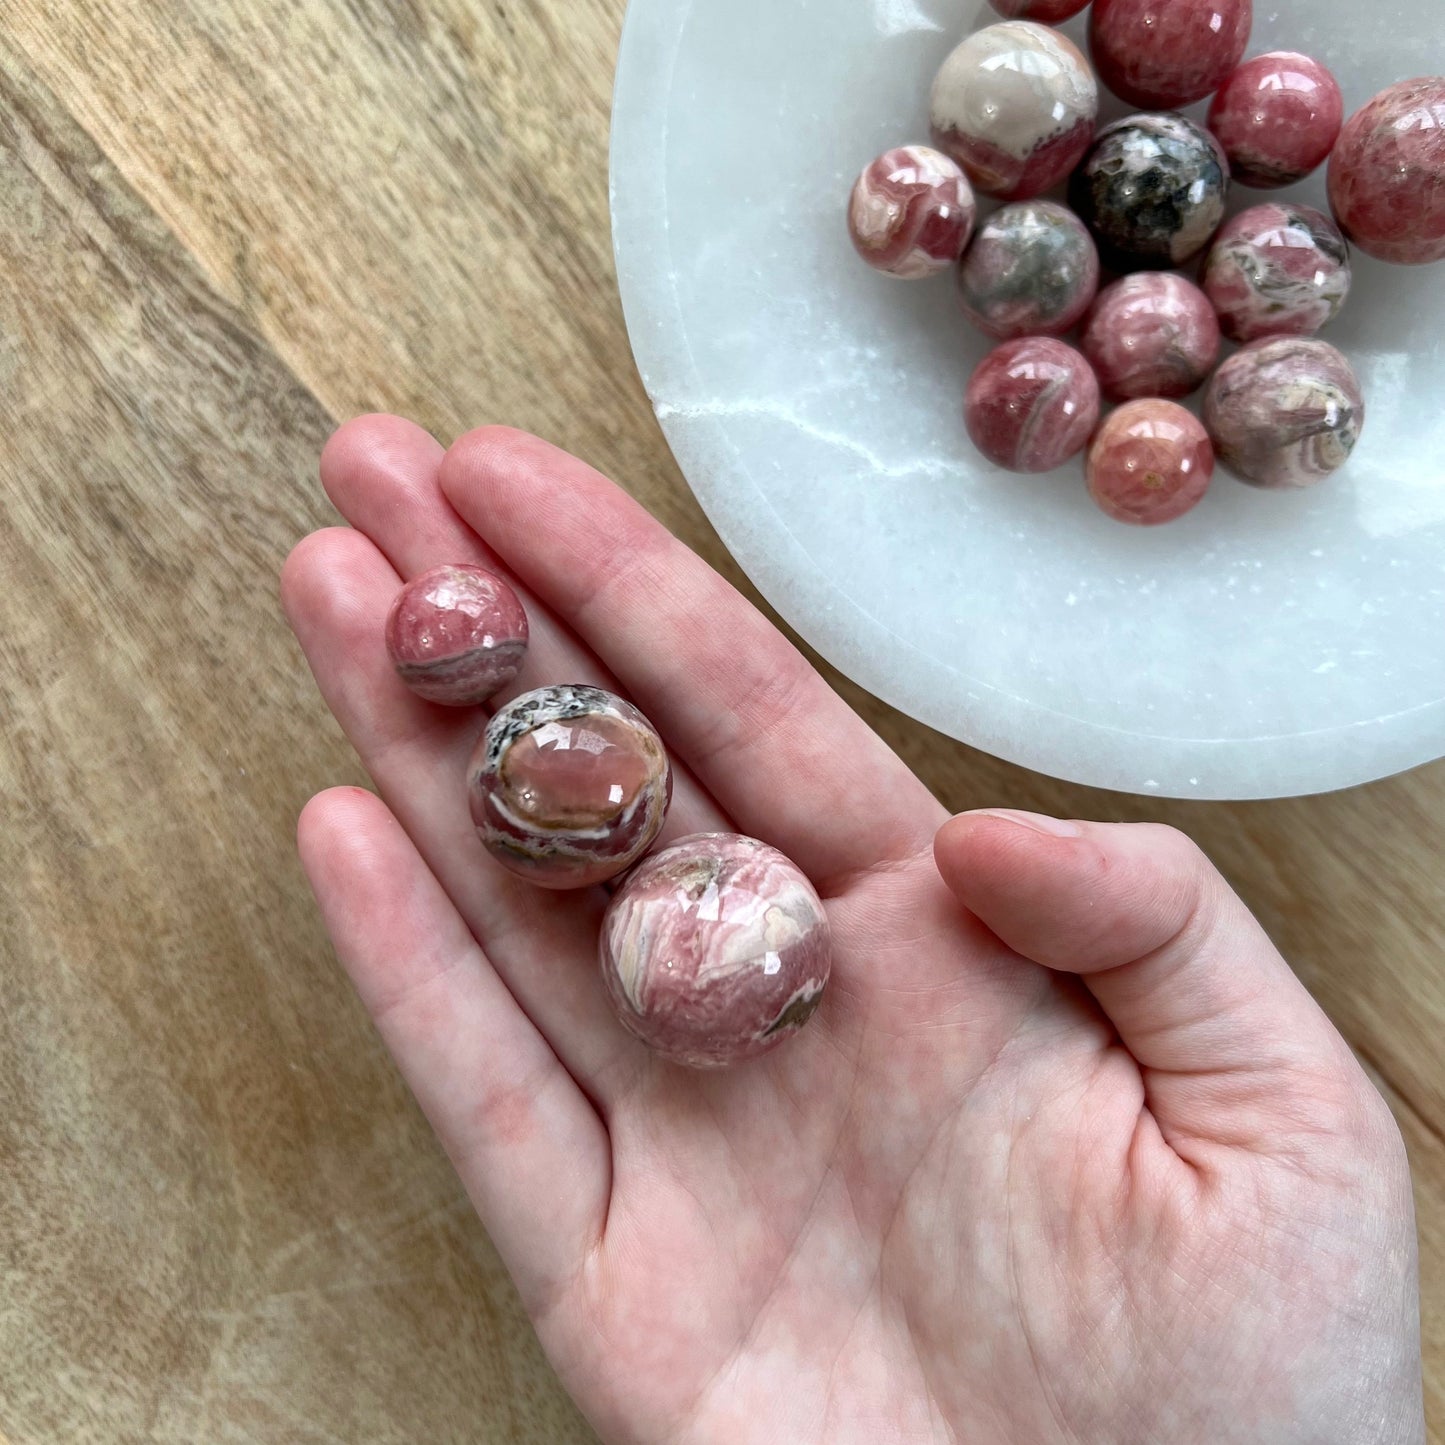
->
[0,30,589,1445]
[0,1,1441,1440]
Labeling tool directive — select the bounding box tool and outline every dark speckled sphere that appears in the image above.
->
[1069,113,1230,270]
[957,200,1100,341]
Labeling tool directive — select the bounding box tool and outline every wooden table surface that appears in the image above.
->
[0,2,1441,1440]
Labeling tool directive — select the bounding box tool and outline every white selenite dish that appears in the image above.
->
[610,0,1445,800]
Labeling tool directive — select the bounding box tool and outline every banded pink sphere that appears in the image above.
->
[1086,401,1214,525]
[469,685,671,889]
[1203,204,1351,344]
[965,338,1100,474]
[1204,338,1365,489]
[1080,273,1219,402]
[600,834,832,1068]
[385,563,528,706]
[1208,52,1343,189]
[848,145,976,279]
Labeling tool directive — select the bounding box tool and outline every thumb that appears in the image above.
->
[934,810,1377,1160]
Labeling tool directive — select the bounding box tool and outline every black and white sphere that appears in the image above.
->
[1069,113,1230,270]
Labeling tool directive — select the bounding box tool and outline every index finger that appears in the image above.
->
[438,427,945,890]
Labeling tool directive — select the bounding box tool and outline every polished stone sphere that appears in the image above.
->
[1069,114,1229,270]
[1329,78,1445,265]
[964,338,1100,474]
[385,563,528,706]
[1086,400,1214,526]
[469,685,671,888]
[848,145,976,280]
[1204,338,1365,489]
[1080,273,1220,402]
[600,834,831,1068]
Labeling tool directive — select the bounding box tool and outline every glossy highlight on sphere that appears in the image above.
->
[989,0,1091,18]
[1208,52,1343,189]
[956,201,1099,341]
[600,834,832,1068]
[469,685,672,889]
[848,146,977,279]
[964,338,1100,474]
[1069,114,1229,270]
[1089,0,1251,109]
[1329,79,1445,265]
[1203,203,1351,344]
[1204,338,1365,489]
[1086,400,1214,525]
[929,22,1098,201]
[385,563,528,706]
[1081,273,1219,401]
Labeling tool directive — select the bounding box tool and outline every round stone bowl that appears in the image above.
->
[610,0,1445,801]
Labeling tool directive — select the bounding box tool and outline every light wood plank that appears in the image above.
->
[0,37,591,1444]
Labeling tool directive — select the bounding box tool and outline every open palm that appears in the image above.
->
[283,417,1423,1445]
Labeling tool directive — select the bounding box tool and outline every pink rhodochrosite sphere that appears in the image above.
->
[1329,78,1445,265]
[384,563,528,706]
[469,685,671,889]
[1203,203,1351,344]
[1208,52,1343,189]
[1204,337,1366,489]
[1080,273,1220,401]
[1089,0,1251,110]
[929,22,1098,200]
[964,338,1100,474]
[848,145,977,279]
[600,834,832,1068]
[990,0,1091,18]
[1086,400,1214,525]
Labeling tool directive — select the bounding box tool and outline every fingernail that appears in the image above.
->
[969,809,1082,838]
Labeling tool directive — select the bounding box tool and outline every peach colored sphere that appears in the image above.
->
[1086,401,1214,525]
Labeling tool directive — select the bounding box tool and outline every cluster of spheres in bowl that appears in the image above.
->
[382,564,832,1068]
[846,1,1445,526]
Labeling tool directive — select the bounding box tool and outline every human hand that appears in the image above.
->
[282,416,1423,1445]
